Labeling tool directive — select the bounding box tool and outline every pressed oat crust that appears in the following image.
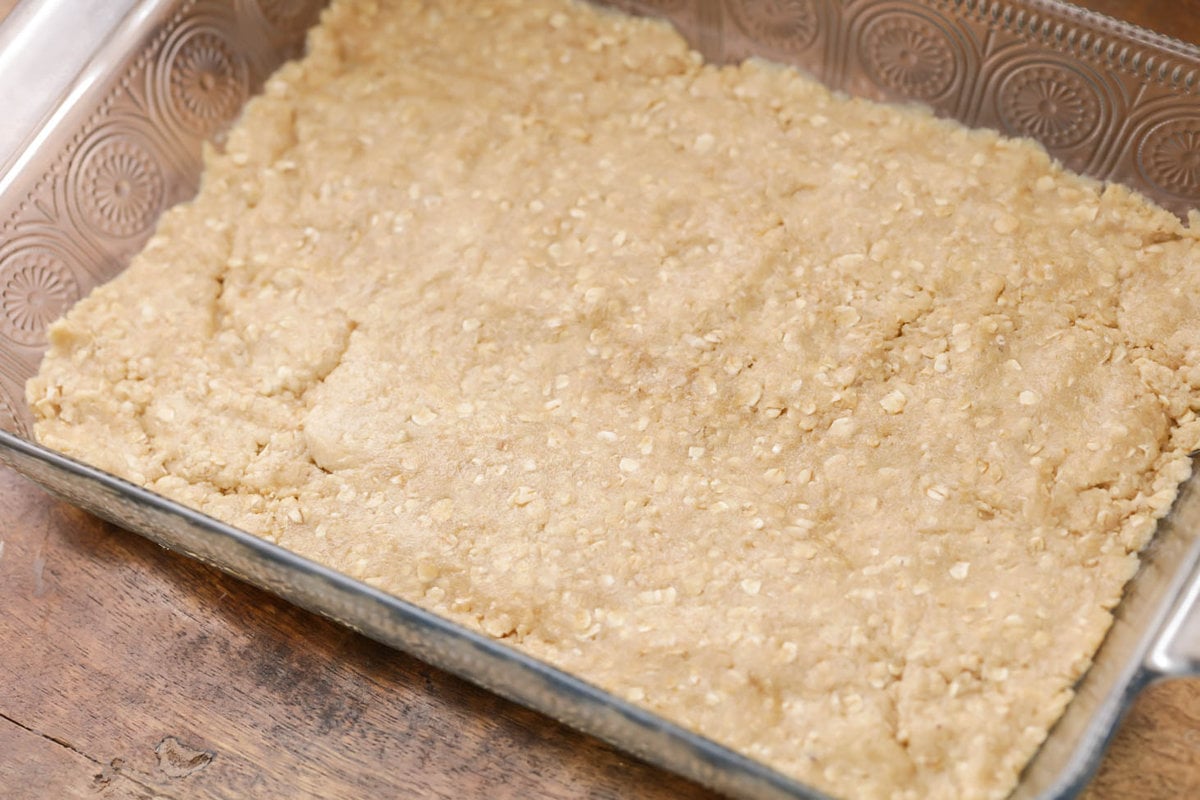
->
[28,1,1200,798]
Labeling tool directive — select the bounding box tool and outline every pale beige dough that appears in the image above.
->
[28,1,1200,798]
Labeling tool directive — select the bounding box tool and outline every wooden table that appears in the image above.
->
[2,2,1199,798]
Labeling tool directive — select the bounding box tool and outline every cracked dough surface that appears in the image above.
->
[28,0,1200,798]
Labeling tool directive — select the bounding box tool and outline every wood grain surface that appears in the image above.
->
[1,2,1198,799]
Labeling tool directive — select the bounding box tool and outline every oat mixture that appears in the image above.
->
[28,1,1200,798]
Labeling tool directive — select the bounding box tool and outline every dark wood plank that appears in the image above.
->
[0,714,155,800]
[1084,679,1200,800]
[1068,0,1200,40]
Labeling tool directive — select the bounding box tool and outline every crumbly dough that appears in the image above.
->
[28,1,1200,798]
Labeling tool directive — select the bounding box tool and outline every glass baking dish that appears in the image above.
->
[0,1,1197,798]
